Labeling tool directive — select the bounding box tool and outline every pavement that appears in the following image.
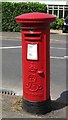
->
[1,94,68,119]
[0,30,68,119]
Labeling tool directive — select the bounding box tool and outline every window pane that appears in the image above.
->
[49,10,52,14]
[54,5,58,9]
[59,5,63,10]
[54,10,58,16]
[59,10,63,18]
[65,11,68,18]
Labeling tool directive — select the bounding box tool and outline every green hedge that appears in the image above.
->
[2,2,47,32]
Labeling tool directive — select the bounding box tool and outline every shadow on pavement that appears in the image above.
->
[51,90,68,111]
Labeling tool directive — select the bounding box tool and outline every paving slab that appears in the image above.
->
[1,94,67,119]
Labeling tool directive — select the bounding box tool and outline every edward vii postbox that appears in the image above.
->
[15,12,56,114]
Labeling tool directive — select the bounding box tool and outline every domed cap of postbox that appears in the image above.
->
[15,12,56,24]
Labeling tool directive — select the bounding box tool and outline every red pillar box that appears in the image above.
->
[15,12,56,114]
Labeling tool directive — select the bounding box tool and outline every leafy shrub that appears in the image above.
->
[2,2,47,32]
[50,18,64,30]
[56,18,64,29]
[50,21,56,29]
[66,16,68,19]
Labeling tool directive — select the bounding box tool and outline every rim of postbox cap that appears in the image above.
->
[15,12,56,24]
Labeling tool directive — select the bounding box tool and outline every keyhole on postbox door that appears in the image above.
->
[37,70,44,77]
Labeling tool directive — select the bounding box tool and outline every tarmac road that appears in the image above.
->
[1,33,68,104]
